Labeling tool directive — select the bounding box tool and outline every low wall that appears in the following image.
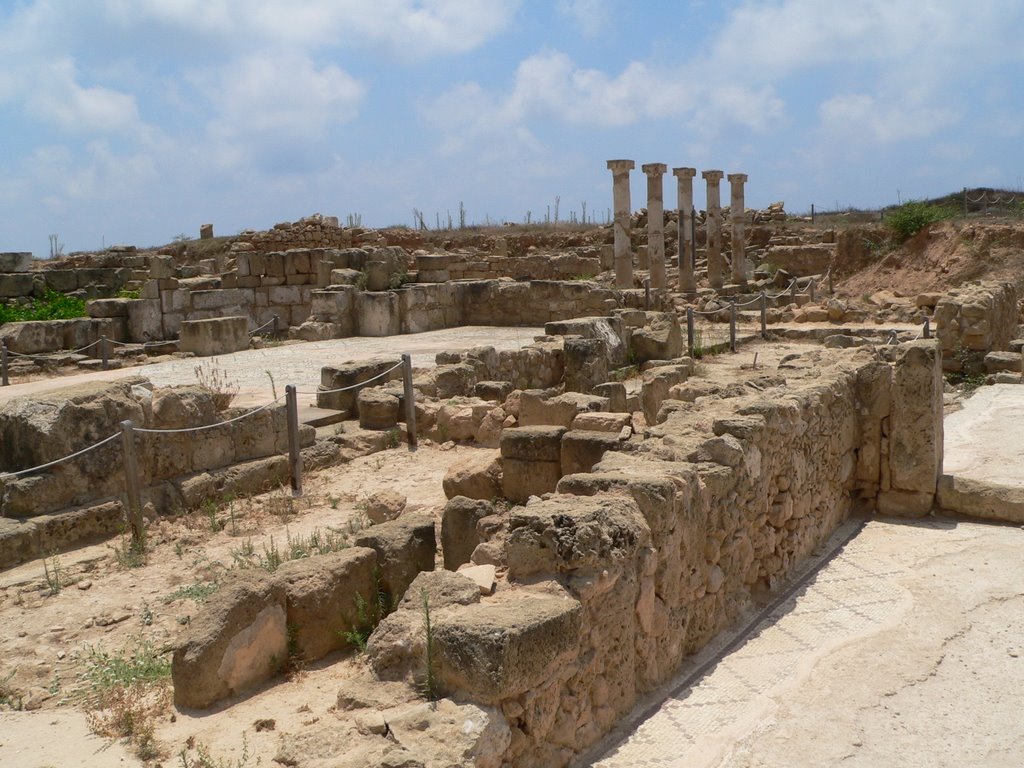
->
[364,341,944,766]
[933,281,1020,372]
[0,379,313,525]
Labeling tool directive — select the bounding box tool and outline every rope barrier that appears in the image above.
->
[297,359,405,396]
[1,433,120,479]
[133,395,286,434]
[249,315,279,336]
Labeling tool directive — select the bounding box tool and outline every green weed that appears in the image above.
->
[0,291,87,325]
[885,201,954,242]
[163,582,219,605]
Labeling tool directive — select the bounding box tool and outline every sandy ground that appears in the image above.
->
[0,440,479,767]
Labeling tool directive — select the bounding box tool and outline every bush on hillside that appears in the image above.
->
[885,201,954,242]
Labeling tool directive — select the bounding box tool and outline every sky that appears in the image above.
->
[1,0,1023,257]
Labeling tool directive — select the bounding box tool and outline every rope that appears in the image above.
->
[298,359,405,396]
[133,395,286,434]
[1,433,120,479]
[249,315,278,336]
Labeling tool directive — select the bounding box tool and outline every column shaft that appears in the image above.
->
[607,160,636,289]
[728,173,748,286]
[673,167,696,294]
[703,170,724,290]
[642,163,667,290]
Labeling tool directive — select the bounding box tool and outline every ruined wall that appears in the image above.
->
[367,342,944,767]
[0,380,311,524]
[933,281,1020,372]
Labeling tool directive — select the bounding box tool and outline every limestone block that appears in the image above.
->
[571,412,631,433]
[355,292,400,336]
[434,591,583,703]
[354,514,435,605]
[476,381,513,402]
[560,430,622,475]
[179,316,249,357]
[87,298,131,318]
[44,270,77,292]
[149,255,175,279]
[519,391,606,428]
[423,363,477,399]
[937,474,1024,524]
[592,382,628,412]
[318,357,402,412]
[189,289,245,311]
[171,571,288,709]
[386,699,510,768]
[564,337,610,394]
[442,496,496,570]
[641,364,689,425]
[0,252,31,272]
[126,299,163,342]
[357,388,400,430]
[877,489,934,518]
[275,547,378,661]
[0,273,34,298]
[268,285,302,305]
[630,315,682,362]
[984,351,1023,373]
[500,425,566,463]
[362,489,407,524]
[0,320,63,353]
[442,450,503,501]
[888,341,943,495]
[763,244,835,275]
[506,493,649,579]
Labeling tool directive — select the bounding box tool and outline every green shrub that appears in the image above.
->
[885,201,953,242]
[0,291,87,325]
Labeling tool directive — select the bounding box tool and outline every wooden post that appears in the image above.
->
[644,278,651,310]
[828,271,834,295]
[101,335,109,370]
[760,292,767,337]
[729,301,737,353]
[809,279,817,302]
[273,313,280,336]
[1,341,8,387]
[790,280,797,305]
[963,187,967,216]
[402,354,417,448]
[285,384,303,497]
[686,307,695,357]
[811,203,815,223]
[119,420,144,547]
[923,317,931,339]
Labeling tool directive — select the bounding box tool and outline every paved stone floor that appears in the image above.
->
[592,516,1024,767]
[0,326,544,407]
[943,384,1024,487]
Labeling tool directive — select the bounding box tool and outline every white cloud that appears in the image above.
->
[25,58,142,135]
[557,0,609,38]
[98,0,519,57]
[193,51,364,173]
[818,92,956,143]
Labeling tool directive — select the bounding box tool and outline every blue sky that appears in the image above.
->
[1,0,1022,257]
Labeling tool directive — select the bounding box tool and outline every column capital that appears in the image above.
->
[702,169,724,182]
[641,162,668,176]
[727,173,749,184]
[606,159,636,173]
[672,167,697,179]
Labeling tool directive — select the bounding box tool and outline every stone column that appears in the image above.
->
[673,167,696,295]
[641,163,667,291]
[728,173,748,286]
[607,159,635,289]
[702,170,724,290]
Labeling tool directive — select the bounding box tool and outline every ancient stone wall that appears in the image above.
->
[366,342,944,767]
[0,379,312,524]
[933,281,1020,372]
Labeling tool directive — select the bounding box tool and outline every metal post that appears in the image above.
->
[923,318,931,339]
[811,203,815,223]
[729,301,737,353]
[1,341,8,386]
[285,384,303,497]
[760,292,767,338]
[963,187,967,216]
[644,278,651,310]
[686,307,695,357]
[809,280,816,302]
[790,280,798,305]
[119,420,144,547]
[273,313,280,336]
[402,354,417,448]
[101,335,109,370]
